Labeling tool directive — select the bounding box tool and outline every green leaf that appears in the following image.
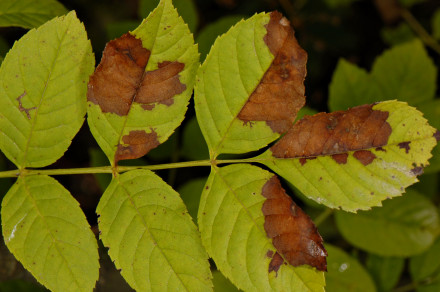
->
[410,237,440,291]
[139,0,198,33]
[417,99,440,174]
[195,12,307,158]
[335,190,440,257]
[0,11,94,168]
[181,116,209,160]
[198,164,325,292]
[328,59,381,111]
[329,40,436,111]
[381,23,415,46]
[106,20,139,40]
[366,254,404,292]
[97,169,212,291]
[177,177,206,221]
[196,15,245,61]
[0,0,67,29]
[87,0,199,166]
[260,100,438,211]
[325,244,376,292]
[1,175,99,291]
[212,270,240,292]
[433,9,440,40]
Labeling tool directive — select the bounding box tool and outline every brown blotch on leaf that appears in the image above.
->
[271,104,392,164]
[398,141,411,154]
[353,150,376,166]
[87,33,186,116]
[114,130,160,164]
[268,252,284,275]
[332,153,348,164]
[237,11,307,134]
[262,176,327,272]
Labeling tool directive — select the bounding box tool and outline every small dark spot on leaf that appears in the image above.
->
[266,250,274,258]
[319,177,322,181]
[205,186,209,190]
[370,192,374,195]
[434,130,440,142]
[375,147,386,152]
[398,141,411,154]
[411,166,424,176]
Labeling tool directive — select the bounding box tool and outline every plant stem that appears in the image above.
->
[401,8,440,54]
[0,156,274,178]
[314,208,334,227]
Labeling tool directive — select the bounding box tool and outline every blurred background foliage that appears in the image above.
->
[0,0,439,291]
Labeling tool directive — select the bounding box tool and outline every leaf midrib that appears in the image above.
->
[21,177,83,290]
[115,174,191,291]
[213,166,319,292]
[19,20,68,168]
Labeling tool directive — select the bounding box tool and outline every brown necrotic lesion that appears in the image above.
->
[270,104,392,166]
[87,33,186,116]
[262,175,327,273]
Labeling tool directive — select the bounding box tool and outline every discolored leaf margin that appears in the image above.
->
[262,176,327,273]
[198,164,325,292]
[260,100,438,211]
[237,11,307,134]
[270,103,392,166]
[195,10,307,157]
[87,0,199,166]
[87,33,186,164]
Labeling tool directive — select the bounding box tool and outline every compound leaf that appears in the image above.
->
[325,244,376,292]
[335,190,440,256]
[0,11,93,168]
[198,164,325,292]
[97,169,212,291]
[87,0,198,166]
[0,0,67,29]
[1,175,99,292]
[260,100,438,211]
[195,11,307,158]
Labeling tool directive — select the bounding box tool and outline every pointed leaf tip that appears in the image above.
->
[87,1,199,165]
[195,11,307,156]
[262,176,327,272]
[263,100,438,211]
[238,11,307,133]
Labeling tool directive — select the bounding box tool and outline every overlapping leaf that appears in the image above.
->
[97,169,212,291]
[0,11,93,168]
[194,11,307,158]
[329,40,436,111]
[335,190,440,256]
[325,244,376,292]
[1,175,99,292]
[87,0,198,165]
[0,0,67,29]
[198,164,325,292]
[259,100,438,211]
